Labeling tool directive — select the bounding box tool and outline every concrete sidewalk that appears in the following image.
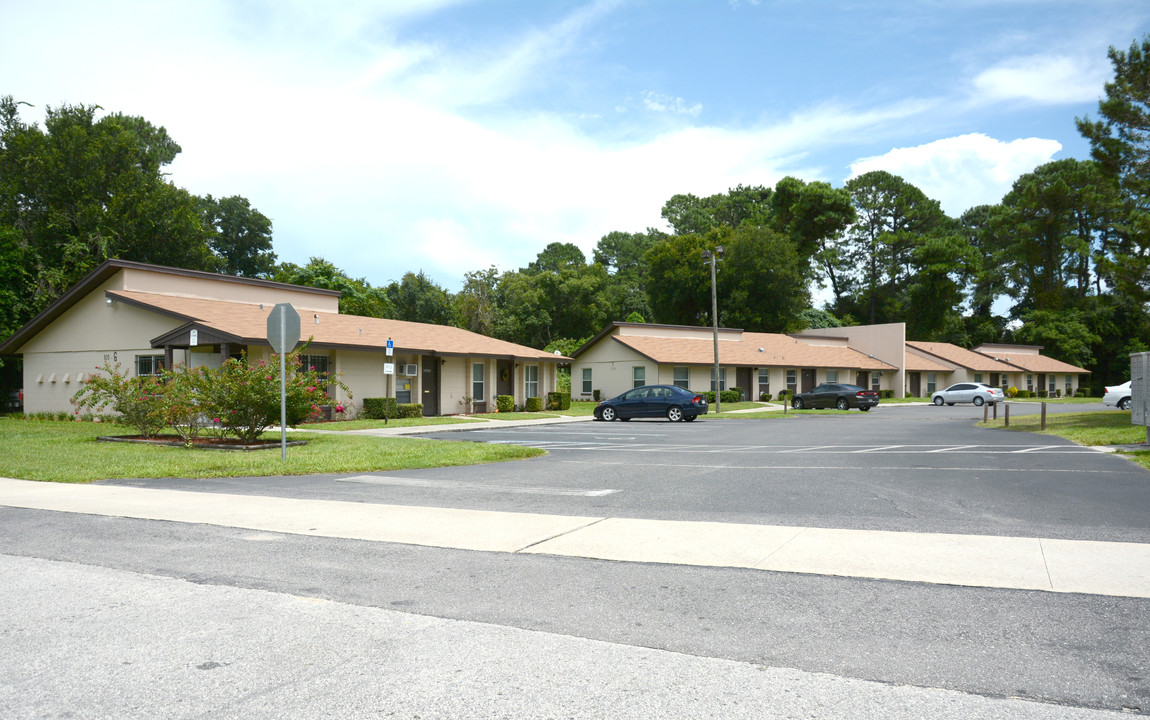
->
[2,476,1147,598]
[292,414,595,436]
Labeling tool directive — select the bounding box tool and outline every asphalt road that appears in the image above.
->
[3,403,1148,717]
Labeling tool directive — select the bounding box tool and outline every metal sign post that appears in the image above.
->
[267,303,301,460]
[385,338,394,425]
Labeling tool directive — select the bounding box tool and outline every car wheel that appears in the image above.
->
[836,397,850,411]
[933,396,944,406]
[1119,397,1131,410]
[600,406,617,421]
[859,406,870,412]
[792,397,804,409]
[667,406,684,422]
[973,396,985,407]
[684,415,697,422]
[947,402,955,406]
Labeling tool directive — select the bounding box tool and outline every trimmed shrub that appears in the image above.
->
[759,392,773,402]
[879,389,894,399]
[1006,386,1018,398]
[1038,390,1048,398]
[720,389,741,404]
[525,396,543,412]
[592,389,601,401]
[496,395,514,413]
[730,386,744,401]
[776,389,791,400]
[546,391,571,411]
[363,398,424,419]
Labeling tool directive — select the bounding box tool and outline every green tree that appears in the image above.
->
[769,177,856,305]
[522,242,586,275]
[643,233,711,325]
[273,257,394,318]
[0,97,215,317]
[453,266,501,335]
[387,271,454,325]
[200,194,276,278]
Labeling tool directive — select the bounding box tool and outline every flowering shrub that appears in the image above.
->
[71,363,168,437]
[194,350,350,443]
[72,349,350,444]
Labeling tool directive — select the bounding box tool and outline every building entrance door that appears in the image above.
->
[801,369,816,393]
[421,355,439,416]
[909,372,921,397]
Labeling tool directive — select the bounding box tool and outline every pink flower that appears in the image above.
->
[335,405,345,413]
[307,386,316,392]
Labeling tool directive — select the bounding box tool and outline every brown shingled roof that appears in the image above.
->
[613,332,896,370]
[108,290,563,360]
[979,352,1089,375]
[903,352,952,373]
[906,341,1017,373]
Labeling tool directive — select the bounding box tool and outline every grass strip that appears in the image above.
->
[0,419,544,483]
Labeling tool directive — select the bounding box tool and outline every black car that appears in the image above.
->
[791,383,879,411]
[594,385,709,422]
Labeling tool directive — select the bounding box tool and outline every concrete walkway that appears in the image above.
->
[2,476,1147,599]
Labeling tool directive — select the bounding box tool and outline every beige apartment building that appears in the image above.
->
[572,322,1089,401]
[0,260,565,416]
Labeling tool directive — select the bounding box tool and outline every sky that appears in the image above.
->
[3,0,1149,296]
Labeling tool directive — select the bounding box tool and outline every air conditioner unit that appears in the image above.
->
[401,363,418,376]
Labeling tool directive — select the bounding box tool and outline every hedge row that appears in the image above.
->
[546,391,571,411]
[362,398,424,419]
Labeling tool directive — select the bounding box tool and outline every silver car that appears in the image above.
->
[931,382,1005,407]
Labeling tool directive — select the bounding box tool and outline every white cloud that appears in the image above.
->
[641,91,703,117]
[972,54,1109,104]
[847,133,1063,215]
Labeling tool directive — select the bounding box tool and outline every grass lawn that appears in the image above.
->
[298,416,484,431]
[0,418,545,483]
[978,409,1150,470]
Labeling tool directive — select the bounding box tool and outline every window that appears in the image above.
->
[525,365,539,397]
[871,373,881,391]
[1066,376,1073,395]
[926,372,937,394]
[673,366,689,389]
[758,368,769,393]
[710,367,727,392]
[1026,374,1034,392]
[472,363,485,402]
[633,366,645,388]
[1049,375,1057,393]
[826,370,838,383]
[300,354,329,375]
[786,369,797,392]
[581,367,592,394]
[974,373,983,384]
[136,354,165,377]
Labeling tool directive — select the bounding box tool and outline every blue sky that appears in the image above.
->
[3,0,1149,297]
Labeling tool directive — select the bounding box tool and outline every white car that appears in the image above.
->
[931,382,1006,407]
[1103,381,1131,410]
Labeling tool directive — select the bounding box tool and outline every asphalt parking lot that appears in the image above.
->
[105,402,1150,543]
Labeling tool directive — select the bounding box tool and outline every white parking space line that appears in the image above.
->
[337,475,621,497]
[853,445,903,453]
[927,445,980,453]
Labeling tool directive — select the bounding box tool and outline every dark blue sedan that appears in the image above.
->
[594,385,709,422]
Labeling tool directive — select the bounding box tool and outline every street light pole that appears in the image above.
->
[702,246,724,414]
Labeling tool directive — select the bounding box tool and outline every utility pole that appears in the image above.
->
[702,245,725,414]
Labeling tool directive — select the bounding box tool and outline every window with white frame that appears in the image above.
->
[1049,375,1057,393]
[525,365,539,397]
[871,372,881,391]
[927,372,937,394]
[672,366,689,389]
[136,354,165,377]
[758,368,769,393]
[472,363,485,402]
[710,367,727,392]
[974,373,983,384]
[632,366,645,388]
[581,367,592,394]
[786,369,797,392]
[1026,374,1034,391]
[1066,376,1073,395]
[300,354,330,375]
[826,369,838,383]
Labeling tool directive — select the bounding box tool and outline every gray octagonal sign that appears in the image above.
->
[267,303,301,354]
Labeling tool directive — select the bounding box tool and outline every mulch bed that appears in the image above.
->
[97,435,308,451]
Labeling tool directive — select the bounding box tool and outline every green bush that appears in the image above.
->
[496,395,514,413]
[879,389,894,399]
[362,398,424,419]
[730,386,743,401]
[720,389,740,403]
[592,389,601,401]
[776,389,791,399]
[759,392,773,402]
[1006,386,1018,398]
[545,391,571,411]
[525,397,543,412]
[1038,390,1048,398]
